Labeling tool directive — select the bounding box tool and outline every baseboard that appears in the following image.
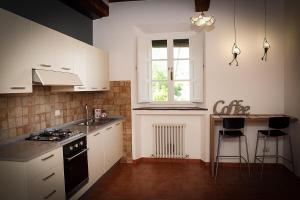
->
[132,157,209,167]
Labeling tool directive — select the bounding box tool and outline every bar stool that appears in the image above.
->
[254,117,295,177]
[215,117,250,179]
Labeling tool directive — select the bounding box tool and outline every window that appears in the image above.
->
[137,32,204,104]
[151,39,191,103]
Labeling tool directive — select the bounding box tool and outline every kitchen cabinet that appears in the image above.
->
[104,122,123,171]
[71,121,123,200]
[0,147,65,200]
[87,129,105,185]
[0,8,32,93]
[30,22,74,73]
[87,46,110,91]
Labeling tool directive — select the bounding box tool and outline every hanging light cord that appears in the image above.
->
[229,0,239,66]
[264,0,267,39]
[262,0,269,61]
[234,0,237,44]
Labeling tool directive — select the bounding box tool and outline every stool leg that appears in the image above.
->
[276,137,279,164]
[288,135,295,172]
[254,132,259,164]
[261,136,268,178]
[215,134,222,179]
[239,136,242,172]
[244,135,250,176]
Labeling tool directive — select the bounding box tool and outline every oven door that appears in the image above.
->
[64,148,89,199]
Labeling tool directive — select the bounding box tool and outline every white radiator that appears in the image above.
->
[152,124,186,158]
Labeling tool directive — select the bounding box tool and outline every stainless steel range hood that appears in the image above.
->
[32,69,82,86]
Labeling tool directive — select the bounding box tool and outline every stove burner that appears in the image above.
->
[26,129,82,142]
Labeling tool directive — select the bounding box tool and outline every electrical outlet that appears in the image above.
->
[55,110,61,116]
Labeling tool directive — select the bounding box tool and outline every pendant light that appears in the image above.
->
[191,0,215,28]
[229,0,241,67]
[261,0,270,61]
[191,12,215,27]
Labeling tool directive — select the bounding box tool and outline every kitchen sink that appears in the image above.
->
[76,118,116,126]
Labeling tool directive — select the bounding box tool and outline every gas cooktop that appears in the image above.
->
[26,129,83,142]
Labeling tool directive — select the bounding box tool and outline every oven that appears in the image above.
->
[63,136,89,199]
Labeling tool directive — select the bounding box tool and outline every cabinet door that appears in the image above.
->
[114,122,123,160]
[0,9,32,93]
[104,122,123,172]
[103,125,115,171]
[86,46,110,91]
[29,22,55,71]
[73,41,88,91]
[53,31,74,73]
[87,131,105,185]
[98,50,110,91]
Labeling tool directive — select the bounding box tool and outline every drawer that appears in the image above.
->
[27,147,63,180]
[28,166,65,200]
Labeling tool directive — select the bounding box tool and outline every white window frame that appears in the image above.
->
[149,33,194,105]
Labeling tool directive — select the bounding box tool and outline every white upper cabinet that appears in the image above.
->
[0,9,110,93]
[86,46,110,91]
[29,22,56,71]
[0,8,32,93]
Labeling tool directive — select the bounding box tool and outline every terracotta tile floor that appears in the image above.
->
[81,163,300,200]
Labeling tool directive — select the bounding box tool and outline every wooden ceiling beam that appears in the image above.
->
[195,0,210,12]
[59,0,109,19]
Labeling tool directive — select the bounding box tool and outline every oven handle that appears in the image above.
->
[65,148,89,161]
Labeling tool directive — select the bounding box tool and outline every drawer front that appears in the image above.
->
[27,147,63,180]
[28,166,65,200]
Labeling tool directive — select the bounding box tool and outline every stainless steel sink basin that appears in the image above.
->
[76,118,116,126]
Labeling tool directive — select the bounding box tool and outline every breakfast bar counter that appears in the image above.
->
[209,114,298,177]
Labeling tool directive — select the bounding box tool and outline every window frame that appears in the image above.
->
[149,34,193,105]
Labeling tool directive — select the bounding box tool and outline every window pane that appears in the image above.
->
[152,40,167,59]
[174,60,190,80]
[152,61,168,81]
[173,39,189,59]
[152,81,168,101]
[174,81,190,101]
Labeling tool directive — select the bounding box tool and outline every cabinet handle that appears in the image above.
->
[91,87,97,89]
[41,154,54,161]
[102,87,107,90]
[42,172,55,181]
[78,87,86,89]
[40,64,51,68]
[43,190,56,200]
[106,127,112,130]
[116,123,121,126]
[10,87,26,90]
[93,132,101,137]
[61,67,71,70]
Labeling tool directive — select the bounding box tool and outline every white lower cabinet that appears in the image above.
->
[104,122,123,171]
[87,130,105,185]
[71,121,123,200]
[0,147,65,200]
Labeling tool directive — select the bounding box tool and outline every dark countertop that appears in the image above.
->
[0,116,124,162]
[133,107,208,111]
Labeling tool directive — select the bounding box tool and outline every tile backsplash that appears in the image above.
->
[0,81,132,162]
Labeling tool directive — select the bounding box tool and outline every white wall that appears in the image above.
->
[94,0,286,163]
[284,0,300,177]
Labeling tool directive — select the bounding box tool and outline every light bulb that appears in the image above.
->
[191,12,215,27]
[232,44,241,55]
[263,39,270,49]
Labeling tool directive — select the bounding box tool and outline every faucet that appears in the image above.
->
[85,104,89,126]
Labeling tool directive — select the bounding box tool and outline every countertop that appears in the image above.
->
[0,116,124,162]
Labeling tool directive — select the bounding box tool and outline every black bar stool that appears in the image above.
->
[254,117,295,177]
[215,117,250,179]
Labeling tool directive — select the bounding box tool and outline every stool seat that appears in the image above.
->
[219,130,243,137]
[258,130,287,137]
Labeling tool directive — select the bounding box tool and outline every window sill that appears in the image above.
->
[132,107,208,111]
